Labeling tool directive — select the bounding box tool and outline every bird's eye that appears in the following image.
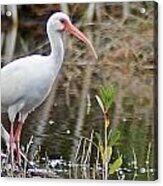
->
[60,19,65,24]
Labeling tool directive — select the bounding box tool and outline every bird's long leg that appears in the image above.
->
[14,121,24,166]
[9,122,14,173]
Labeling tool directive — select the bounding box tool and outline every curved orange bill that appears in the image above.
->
[65,22,98,60]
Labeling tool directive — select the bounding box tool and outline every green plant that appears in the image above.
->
[95,85,123,179]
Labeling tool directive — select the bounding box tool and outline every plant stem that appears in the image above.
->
[146,142,151,180]
[104,121,108,179]
[132,147,138,180]
[104,111,109,179]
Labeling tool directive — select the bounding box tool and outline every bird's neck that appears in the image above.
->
[48,31,64,65]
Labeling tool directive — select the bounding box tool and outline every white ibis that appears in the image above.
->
[1,12,97,167]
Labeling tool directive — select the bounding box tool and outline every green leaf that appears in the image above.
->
[109,130,121,146]
[107,146,112,161]
[109,156,123,175]
[98,85,116,112]
[95,95,105,113]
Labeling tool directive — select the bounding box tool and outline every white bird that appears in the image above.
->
[1,12,97,167]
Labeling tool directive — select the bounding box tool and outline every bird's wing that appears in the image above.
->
[1,55,50,108]
[1,62,27,106]
[1,56,42,107]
